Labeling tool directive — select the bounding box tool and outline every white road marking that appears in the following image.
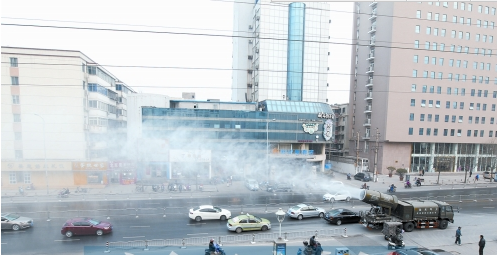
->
[54,239,80,242]
[1,243,7,244]
[482,207,495,209]
[187,233,208,235]
[187,223,206,225]
[130,226,150,228]
[2,231,25,233]
[123,236,145,239]
[124,252,134,255]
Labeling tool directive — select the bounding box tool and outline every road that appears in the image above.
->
[1,187,496,255]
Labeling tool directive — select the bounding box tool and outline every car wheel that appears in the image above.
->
[403,222,415,232]
[297,214,303,220]
[439,219,448,229]
[261,225,268,231]
[319,213,324,218]
[220,215,227,221]
[235,227,242,233]
[346,197,351,202]
[195,216,202,222]
[336,220,342,226]
[96,229,103,236]
[65,231,73,238]
[11,224,20,231]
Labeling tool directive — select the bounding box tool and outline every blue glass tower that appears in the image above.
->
[286,2,305,101]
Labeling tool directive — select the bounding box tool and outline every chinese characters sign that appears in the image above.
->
[108,161,134,169]
[72,162,108,171]
[169,150,211,162]
[2,161,71,171]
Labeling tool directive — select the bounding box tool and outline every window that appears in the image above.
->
[468,3,472,11]
[435,13,439,20]
[450,129,455,136]
[480,62,484,70]
[442,14,447,21]
[452,115,456,123]
[458,31,463,39]
[493,104,496,111]
[422,85,427,93]
[420,114,425,121]
[465,32,470,40]
[411,99,415,106]
[15,150,23,159]
[453,2,457,9]
[450,45,455,52]
[13,114,21,122]
[490,131,494,138]
[482,117,486,124]
[432,43,437,51]
[478,5,482,13]
[424,56,429,64]
[438,72,443,80]
[490,36,494,43]
[430,72,435,79]
[428,114,432,121]
[464,47,469,54]
[413,55,418,63]
[416,10,421,19]
[487,63,491,71]
[11,76,19,85]
[412,70,417,77]
[445,115,449,122]
[457,129,461,136]
[409,128,413,135]
[483,35,487,42]
[452,16,457,23]
[423,71,428,78]
[451,30,456,38]
[426,27,431,34]
[459,17,464,24]
[12,95,20,104]
[436,100,441,108]
[421,100,426,107]
[474,130,478,137]
[480,130,484,137]
[414,40,419,48]
[431,57,436,65]
[430,86,434,93]
[437,87,441,94]
[483,104,487,111]
[435,115,440,122]
[477,103,481,110]
[476,34,480,42]
[425,42,430,50]
[459,116,463,123]
[453,102,457,109]
[415,25,420,33]
[10,57,18,67]
[14,132,22,140]
[449,59,454,67]
[419,128,424,135]
[409,113,414,121]
[434,128,438,136]
[477,19,481,27]
[444,129,448,136]
[461,88,465,96]
[470,103,474,109]
[463,61,468,68]
[434,28,438,36]
[494,91,497,98]
[427,128,431,136]
[469,116,473,123]
[439,58,444,65]
[467,130,472,137]
[460,102,464,109]
[447,87,452,95]
[460,2,465,10]
[427,12,432,20]
[455,74,460,81]
[484,90,488,97]
[429,100,433,107]
[448,73,453,81]
[411,84,416,91]
[440,44,445,51]
[441,29,446,37]
[472,75,476,83]
[485,6,489,14]
[491,117,495,124]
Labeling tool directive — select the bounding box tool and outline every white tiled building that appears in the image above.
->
[232,0,330,103]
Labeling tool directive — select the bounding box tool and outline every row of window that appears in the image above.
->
[413,40,493,57]
[410,113,496,124]
[414,56,496,71]
[87,66,115,87]
[88,100,116,114]
[426,2,496,16]
[412,70,497,84]
[88,117,109,127]
[408,128,497,138]
[410,100,496,111]
[412,85,497,98]
[419,25,496,40]
[8,172,30,183]
[88,83,118,101]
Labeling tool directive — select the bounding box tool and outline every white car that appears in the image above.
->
[189,205,231,222]
[323,191,351,202]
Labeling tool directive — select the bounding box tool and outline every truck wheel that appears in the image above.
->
[403,222,415,232]
[439,219,448,229]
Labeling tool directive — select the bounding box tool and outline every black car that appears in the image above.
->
[266,182,292,192]
[354,172,371,182]
[323,208,361,226]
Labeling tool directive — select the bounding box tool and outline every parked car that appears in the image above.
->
[266,182,292,192]
[61,217,112,238]
[323,208,361,225]
[354,172,371,182]
[323,191,351,202]
[226,214,271,233]
[245,179,259,191]
[1,213,33,231]
[483,171,493,179]
[286,204,326,220]
[189,205,231,222]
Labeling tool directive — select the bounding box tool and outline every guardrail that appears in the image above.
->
[105,228,347,251]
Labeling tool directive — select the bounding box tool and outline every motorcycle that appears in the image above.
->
[415,179,422,187]
[387,186,397,193]
[75,187,88,193]
[361,184,369,190]
[347,174,352,180]
[26,183,34,190]
[18,186,24,196]
[404,181,412,188]
[58,188,70,198]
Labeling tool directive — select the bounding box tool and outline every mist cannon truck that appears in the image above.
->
[359,190,454,232]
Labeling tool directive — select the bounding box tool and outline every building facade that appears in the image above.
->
[231,0,330,103]
[331,103,350,157]
[1,47,134,189]
[349,2,497,176]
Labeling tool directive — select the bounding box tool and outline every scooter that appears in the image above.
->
[75,187,88,193]
[415,180,422,187]
[404,182,412,188]
[347,175,352,180]
[387,186,397,193]
[361,184,369,190]
[58,188,70,198]
[18,186,24,196]
[26,183,34,190]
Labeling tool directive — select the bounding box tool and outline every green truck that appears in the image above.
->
[359,190,455,232]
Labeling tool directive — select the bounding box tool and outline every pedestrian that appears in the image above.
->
[475,174,479,181]
[479,235,485,255]
[455,227,462,246]
[315,242,323,255]
[421,169,425,176]
[309,236,316,248]
[470,170,473,177]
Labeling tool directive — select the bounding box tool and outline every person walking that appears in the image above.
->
[478,235,485,255]
[455,227,462,246]
[469,169,473,177]
[315,242,323,255]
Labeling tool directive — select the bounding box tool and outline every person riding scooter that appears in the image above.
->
[361,183,368,190]
[347,173,351,180]
[388,184,396,193]
[405,180,412,188]
[415,178,422,186]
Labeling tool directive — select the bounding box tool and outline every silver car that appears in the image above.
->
[1,213,33,231]
[245,179,259,191]
[286,204,326,220]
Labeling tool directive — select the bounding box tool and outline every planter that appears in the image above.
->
[388,173,393,177]
[399,176,404,181]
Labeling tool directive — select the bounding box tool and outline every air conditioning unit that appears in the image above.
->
[248,40,253,44]
[255,82,259,86]
[255,48,259,53]
[256,16,260,21]
[255,64,259,70]
[249,25,253,30]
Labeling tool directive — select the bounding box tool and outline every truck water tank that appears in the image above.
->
[360,190,399,210]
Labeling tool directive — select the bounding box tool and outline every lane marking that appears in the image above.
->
[187,223,206,225]
[123,236,145,239]
[1,243,6,244]
[2,231,25,233]
[130,226,150,228]
[54,239,80,242]
[482,207,495,209]
[187,233,209,235]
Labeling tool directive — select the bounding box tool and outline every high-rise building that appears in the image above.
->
[1,47,134,189]
[349,2,497,177]
[232,0,330,103]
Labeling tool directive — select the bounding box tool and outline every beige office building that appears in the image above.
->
[349,2,497,176]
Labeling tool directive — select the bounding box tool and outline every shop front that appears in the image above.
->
[169,149,212,179]
[109,161,136,185]
[1,161,72,189]
[72,162,108,186]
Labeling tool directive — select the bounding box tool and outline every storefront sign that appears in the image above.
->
[317,112,334,119]
[72,162,108,171]
[108,161,134,169]
[298,140,314,143]
[2,161,71,171]
[323,119,333,141]
[169,150,211,162]
[302,123,319,134]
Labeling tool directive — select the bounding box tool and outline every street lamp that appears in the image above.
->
[33,114,48,195]
[266,119,276,182]
[275,208,286,240]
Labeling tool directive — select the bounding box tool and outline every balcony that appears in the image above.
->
[366,68,374,74]
[364,105,372,113]
[365,92,373,100]
[363,119,372,126]
[366,79,373,88]
[368,26,376,34]
[367,54,375,61]
[369,2,377,7]
[369,11,377,20]
[362,134,371,140]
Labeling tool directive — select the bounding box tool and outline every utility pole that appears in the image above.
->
[373,128,380,182]
[355,131,360,173]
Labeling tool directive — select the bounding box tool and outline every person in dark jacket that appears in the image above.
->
[208,239,216,254]
[315,242,323,255]
[479,235,485,255]
[309,236,317,247]
[455,227,462,245]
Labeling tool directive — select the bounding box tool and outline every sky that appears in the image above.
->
[1,0,353,104]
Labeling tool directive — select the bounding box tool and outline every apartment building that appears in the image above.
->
[232,0,330,103]
[349,2,497,175]
[331,103,350,157]
[1,47,134,188]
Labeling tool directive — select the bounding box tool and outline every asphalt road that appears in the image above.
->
[2,188,496,255]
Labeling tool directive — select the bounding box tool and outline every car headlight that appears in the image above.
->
[104,226,110,230]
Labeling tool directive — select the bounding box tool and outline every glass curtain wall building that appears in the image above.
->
[287,3,306,101]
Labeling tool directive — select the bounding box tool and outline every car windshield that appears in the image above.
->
[213,206,221,212]
[192,206,200,211]
[253,216,262,222]
[231,216,241,223]
[4,213,20,221]
[290,206,301,210]
[328,209,344,216]
[88,219,100,225]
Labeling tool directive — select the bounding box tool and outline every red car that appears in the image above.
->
[61,218,112,237]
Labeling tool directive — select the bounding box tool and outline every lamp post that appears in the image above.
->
[275,208,286,240]
[266,119,276,182]
[34,114,48,195]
